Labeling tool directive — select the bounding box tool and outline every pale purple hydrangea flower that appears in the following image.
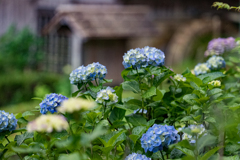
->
[204,37,236,57]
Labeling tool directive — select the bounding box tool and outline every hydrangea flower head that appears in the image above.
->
[58,98,96,113]
[122,46,165,69]
[69,62,107,85]
[0,110,18,132]
[40,93,68,114]
[181,124,205,143]
[27,115,68,133]
[174,74,186,82]
[204,37,236,57]
[206,56,225,70]
[208,80,221,87]
[193,63,210,76]
[125,153,151,160]
[140,124,180,153]
[96,87,118,104]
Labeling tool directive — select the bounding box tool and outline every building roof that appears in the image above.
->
[43,4,159,38]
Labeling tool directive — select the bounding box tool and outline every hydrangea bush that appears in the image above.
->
[1,18,240,160]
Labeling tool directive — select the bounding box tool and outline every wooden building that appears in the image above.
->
[42,5,159,85]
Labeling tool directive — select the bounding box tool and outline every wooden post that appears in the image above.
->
[71,34,83,92]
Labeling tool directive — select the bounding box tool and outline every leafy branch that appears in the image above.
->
[212,2,240,11]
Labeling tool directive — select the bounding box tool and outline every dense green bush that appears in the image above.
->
[0,71,70,106]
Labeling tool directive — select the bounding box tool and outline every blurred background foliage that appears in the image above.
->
[0,27,71,111]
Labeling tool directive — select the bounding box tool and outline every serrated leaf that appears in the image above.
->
[152,89,165,101]
[181,116,193,122]
[15,132,34,146]
[198,72,225,83]
[142,86,156,98]
[205,117,216,123]
[122,80,140,93]
[59,152,81,160]
[132,126,146,136]
[114,85,123,103]
[109,107,126,123]
[129,135,139,144]
[22,111,35,118]
[125,114,147,126]
[106,130,125,147]
[175,146,195,157]
[200,146,222,160]
[197,134,217,152]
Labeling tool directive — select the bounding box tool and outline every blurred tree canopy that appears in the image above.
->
[0,26,43,73]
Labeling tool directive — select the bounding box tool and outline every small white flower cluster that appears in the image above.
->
[193,63,210,76]
[27,115,68,133]
[58,98,96,113]
[174,74,186,82]
[96,87,118,104]
[208,80,221,87]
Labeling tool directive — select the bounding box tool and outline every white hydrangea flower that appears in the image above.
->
[174,74,186,82]
[58,98,96,113]
[27,115,68,133]
[208,80,221,87]
[96,87,118,104]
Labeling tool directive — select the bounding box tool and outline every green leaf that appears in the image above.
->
[185,73,202,86]
[153,71,174,87]
[152,89,165,101]
[11,146,45,154]
[88,83,102,93]
[109,107,126,123]
[200,146,222,160]
[147,119,155,127]
[175,146,195,157]
[103,79,113,84]
[22,111,35,118]
[121,68,132,78]
[31,97,43,101]
[205,117,216,123]
[125,114,147,126]
[114,85,123,103]
[72,90,81,97]
[208,88,222,96]
[183,94,199,105]
[15,132,34,146]
[190,81,200,90]
[122,80,140,93]
[14,113,22,119]
[12,128,27,133]
[85,112,100,124]
[132,126,146,136]
[181,116,194,122]
[142,86,156,99]
[223,155,240,160]
[106,130,125,147]
[59,152,81,160]
[17,117,28,125]
[198,72,225,83]
[81,124,106,146]
[229,103,240,111]
[129,135,140,144]
[197,134,217,152]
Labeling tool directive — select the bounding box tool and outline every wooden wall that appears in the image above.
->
[83,39,127,85]
[0,0,38,35]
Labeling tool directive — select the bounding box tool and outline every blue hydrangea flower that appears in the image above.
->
[122,46,165,69]
[125,153,151,160]
[204,37,236,57]
[40,93,68,114]
[69,62,107,85]
[0,110,18,132]
[180,124,205,144]
[96,87,118,104]
[133,109,147,114]
[140,124,180,153]
[193,63,210,76]
[206,56,225,70]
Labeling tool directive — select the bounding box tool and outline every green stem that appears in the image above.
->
[5,136,23,160]
[95,78,99,86]
[160,150,165,160]
[136,68,145,115]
